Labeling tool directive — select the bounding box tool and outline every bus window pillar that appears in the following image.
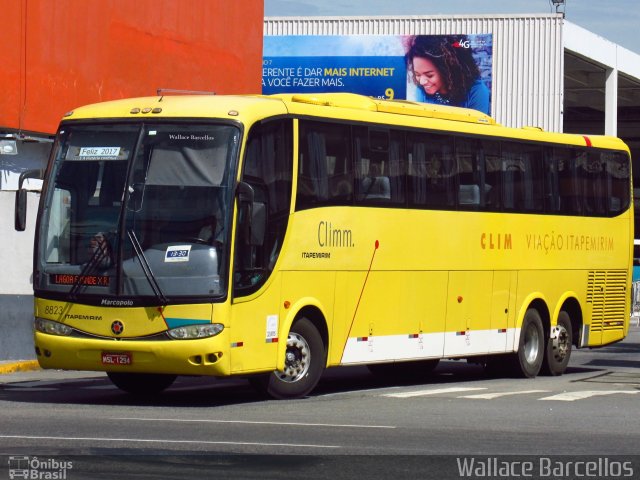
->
[605,66,618,137]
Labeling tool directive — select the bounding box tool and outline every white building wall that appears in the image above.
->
[0,191,39,360]
[265,14,564,132]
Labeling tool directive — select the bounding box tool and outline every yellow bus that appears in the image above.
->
[22,92,632,398]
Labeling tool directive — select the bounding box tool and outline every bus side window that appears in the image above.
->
[408,132,455,209]
[296,120,353,210]
[577,151,605,215]
[543,148,560,213]
[501,142,544,213]
[555,147,576,214]
[455,137,483,209]
[388,131,406,204]
[482,140,501,210]
[604,152,630,215]
[354,126,393,203]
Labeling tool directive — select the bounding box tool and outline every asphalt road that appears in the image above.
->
[1,325,639,479]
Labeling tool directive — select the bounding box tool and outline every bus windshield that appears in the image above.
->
[36,122,239,303]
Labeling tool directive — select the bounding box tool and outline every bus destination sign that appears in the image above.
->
[50,274,110,287]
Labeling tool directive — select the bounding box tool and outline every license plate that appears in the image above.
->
[101,352,132,366]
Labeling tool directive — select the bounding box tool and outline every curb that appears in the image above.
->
[0,360,40,374]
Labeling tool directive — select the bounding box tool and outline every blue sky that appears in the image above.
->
[265,0,640,55]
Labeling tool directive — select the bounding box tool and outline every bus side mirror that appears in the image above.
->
[237,181,254,245]
[14,169,44,231]
[236,181,266,247]
[15,189,27,231]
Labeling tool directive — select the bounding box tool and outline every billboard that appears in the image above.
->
[263,34,493,114]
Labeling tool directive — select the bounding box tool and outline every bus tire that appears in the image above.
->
[541,311,573,376]
[511,308,544,378]
[107,372,176,395]
[261,317,326,400]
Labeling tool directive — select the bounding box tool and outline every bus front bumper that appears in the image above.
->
[34,330,231,376]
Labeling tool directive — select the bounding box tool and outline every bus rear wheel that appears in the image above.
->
[107,372,177,395]
[511,308,544,378]
[541,311,572,376]
[253,317,326,400]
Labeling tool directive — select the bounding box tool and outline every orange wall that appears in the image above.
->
[0,0,264,135]
[2,1,25,133]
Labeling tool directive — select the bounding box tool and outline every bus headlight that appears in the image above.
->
[35,318,73,336]
[167,323,224,340]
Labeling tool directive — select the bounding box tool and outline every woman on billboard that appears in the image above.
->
[405,35,491,114]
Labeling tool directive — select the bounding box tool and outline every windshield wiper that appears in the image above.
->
[68,232,113,300]
[127,230,168,305]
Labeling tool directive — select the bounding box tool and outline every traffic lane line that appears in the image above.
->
[539,390,640,401]
[382,387,487,398]
[460,389,550,399]
[114,417,396,429]
[0,435,341,449]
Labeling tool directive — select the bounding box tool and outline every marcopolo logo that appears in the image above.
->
[8,456,73,479]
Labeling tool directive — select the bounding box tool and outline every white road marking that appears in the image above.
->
[115,417,396,429]
[317,387,402,398]
[459,389,550,400]
[0,435,340,449]
[383,387,486,398]
[539,390,640,401]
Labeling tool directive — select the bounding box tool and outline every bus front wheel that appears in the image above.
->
[255,317,326,400]
[107,372,177,395]
[512,308,544,378]
[541,311,573,376]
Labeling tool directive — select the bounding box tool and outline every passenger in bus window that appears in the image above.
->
[405,35,490,115]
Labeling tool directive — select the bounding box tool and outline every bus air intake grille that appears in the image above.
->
[586,270,627,332]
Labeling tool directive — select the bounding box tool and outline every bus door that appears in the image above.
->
[230,119,293,374]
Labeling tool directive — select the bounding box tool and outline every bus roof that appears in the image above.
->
[63,94,289,127]
[63,92,629,152]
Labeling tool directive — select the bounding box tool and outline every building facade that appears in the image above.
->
[264,14,640,162]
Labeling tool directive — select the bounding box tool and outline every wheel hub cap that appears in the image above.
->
[275,332,311,383]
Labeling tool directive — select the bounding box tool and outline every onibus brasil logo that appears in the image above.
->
[8,456,73,479]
